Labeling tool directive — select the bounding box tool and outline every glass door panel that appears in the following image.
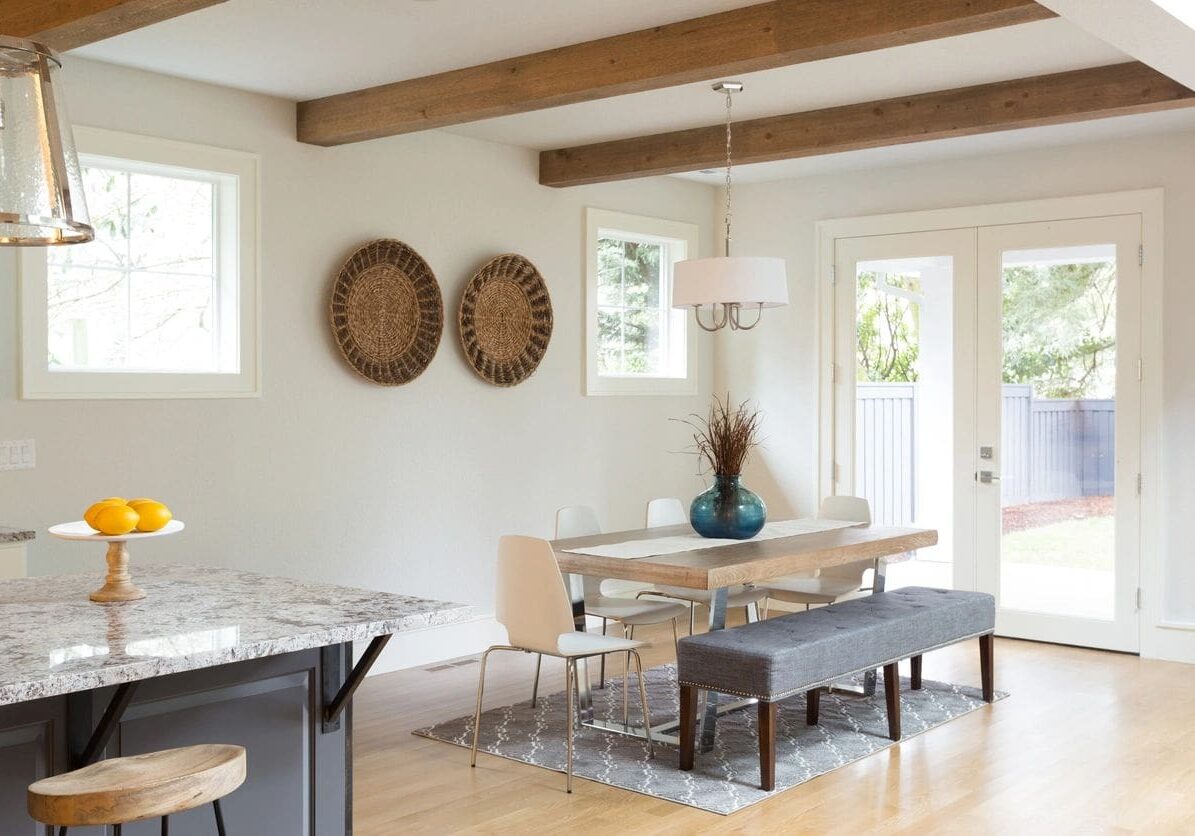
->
[977,217,1140,651]
[834,230,978,592]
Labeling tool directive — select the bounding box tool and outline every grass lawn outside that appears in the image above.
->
[1001,514,1114,572]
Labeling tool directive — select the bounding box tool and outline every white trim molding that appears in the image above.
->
[19,126,261,400]
[583,207,699,396]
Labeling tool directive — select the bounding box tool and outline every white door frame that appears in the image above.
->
[815,189,1164,656]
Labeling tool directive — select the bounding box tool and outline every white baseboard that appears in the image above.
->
[363,614,506,676]
[361,612,613,676]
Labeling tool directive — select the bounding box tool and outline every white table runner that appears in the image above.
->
[560,518,862,560]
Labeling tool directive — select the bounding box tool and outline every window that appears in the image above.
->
[585,208,698,396]
[20,127,259,398]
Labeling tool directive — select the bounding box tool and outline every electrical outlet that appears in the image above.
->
[0,440,35,471]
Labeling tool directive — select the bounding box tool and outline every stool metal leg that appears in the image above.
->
[213,798,227,836]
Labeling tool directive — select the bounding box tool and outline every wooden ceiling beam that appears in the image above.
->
[3,0,227,52]
[539,62,1195,187]
[296,0,1055,146]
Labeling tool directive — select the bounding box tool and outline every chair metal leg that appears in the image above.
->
[161,814,169,835]
[213,798,226,836]
[470,647,495,767]
[622,625,631,727]
[689,603,696,635]
[599,617,607,689]
[671,617,680,655]
[631,649,654,759]
[565,659,575,793]
[113,826,122,836]
[531,653,542,708]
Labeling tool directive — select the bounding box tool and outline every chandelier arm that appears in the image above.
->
[729,303,765,331]
[693,303,729,332]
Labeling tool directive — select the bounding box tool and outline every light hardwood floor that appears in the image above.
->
[354,616,1195,834]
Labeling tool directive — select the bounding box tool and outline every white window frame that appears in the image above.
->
[585,208,698,396]
[19,126,260,399]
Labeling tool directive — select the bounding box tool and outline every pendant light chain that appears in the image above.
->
[723,85,734,258]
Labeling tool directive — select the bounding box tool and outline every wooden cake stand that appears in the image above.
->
[48,520,185,602]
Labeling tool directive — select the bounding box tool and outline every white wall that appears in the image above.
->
[0,59,718,671]
[716,128,1195,662]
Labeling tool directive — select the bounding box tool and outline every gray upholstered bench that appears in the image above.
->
[676,586,996,789]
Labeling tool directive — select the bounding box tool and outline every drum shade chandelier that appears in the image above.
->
[0,36,92,246]
[672,82,787,331]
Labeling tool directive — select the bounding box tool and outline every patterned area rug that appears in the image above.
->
[413,664,1005,815]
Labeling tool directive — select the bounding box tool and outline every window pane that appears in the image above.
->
[46,160,222,373]
[47,266,129,369]
[596,237,625,307]
[594,233,673,378]
[128,273,216,371]
[129,172,214,276]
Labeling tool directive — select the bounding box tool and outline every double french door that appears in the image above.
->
[833,214,1142,652]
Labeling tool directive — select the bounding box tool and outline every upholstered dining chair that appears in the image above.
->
[537,506,686,698]
[472,535,653,792]
[760,495,874,616]
[637,497,768,633]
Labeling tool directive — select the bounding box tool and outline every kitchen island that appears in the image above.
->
[0,565,470,834]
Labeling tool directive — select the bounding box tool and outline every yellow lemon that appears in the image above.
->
[101,496,128,504]
[127,498,157,511]
[93,504,139,536]
[133,501,172,533]
[84,499,126,529]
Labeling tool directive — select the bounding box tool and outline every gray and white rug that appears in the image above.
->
[413,664,1005,815]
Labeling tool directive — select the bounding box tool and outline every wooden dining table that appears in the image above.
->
[551,520,937,749]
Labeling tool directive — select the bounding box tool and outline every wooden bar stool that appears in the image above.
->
[28,744,246,835]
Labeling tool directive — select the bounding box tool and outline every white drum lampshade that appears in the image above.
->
[673,256,788,309]
[0,36,92,246]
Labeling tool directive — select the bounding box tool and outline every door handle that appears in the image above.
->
[976,470,1001,484]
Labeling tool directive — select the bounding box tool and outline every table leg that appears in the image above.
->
[565,572,594,724]
[862,558,888,697]
[698,587,730,752]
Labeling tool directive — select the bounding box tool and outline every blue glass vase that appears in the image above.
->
[690,475,767,539]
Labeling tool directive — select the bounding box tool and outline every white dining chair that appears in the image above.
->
[531,506,686,702]
[471,535,653,792]
[760,495,874,616]
[637,497,768,633]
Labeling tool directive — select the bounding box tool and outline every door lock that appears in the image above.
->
[977,470,1001,484]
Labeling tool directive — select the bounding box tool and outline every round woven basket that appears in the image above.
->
[458,253,553,386]
[330,239,444,385]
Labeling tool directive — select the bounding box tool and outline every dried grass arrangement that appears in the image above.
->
[681,395,762,477]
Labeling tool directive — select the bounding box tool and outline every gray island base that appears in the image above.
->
[0,565,471,834]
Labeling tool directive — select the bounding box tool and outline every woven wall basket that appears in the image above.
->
[459,254,553,387]
[330,239,444,385]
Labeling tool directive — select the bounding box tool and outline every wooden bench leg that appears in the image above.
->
[883,662,901,741]
[759,700,776,791]
[806,687,820,725]
[910,654,922,690]
[679,684,698,771]
[980,633,995,703]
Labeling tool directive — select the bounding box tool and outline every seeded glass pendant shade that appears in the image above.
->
[0,37,92,246]
[672,82,787,331]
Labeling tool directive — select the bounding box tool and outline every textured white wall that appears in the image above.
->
[0,59,718,667]
[715,129,1195,660]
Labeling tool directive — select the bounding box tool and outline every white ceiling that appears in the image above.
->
[73,0,753,99]
[70,0,1195,184]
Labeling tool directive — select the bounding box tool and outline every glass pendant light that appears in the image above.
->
[672,82,786,331]
[0,36,92,246]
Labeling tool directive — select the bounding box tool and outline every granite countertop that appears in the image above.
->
[0,526,34,544]
[0,565,472,706]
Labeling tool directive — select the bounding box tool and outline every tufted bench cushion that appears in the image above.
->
[677,586,994,701]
